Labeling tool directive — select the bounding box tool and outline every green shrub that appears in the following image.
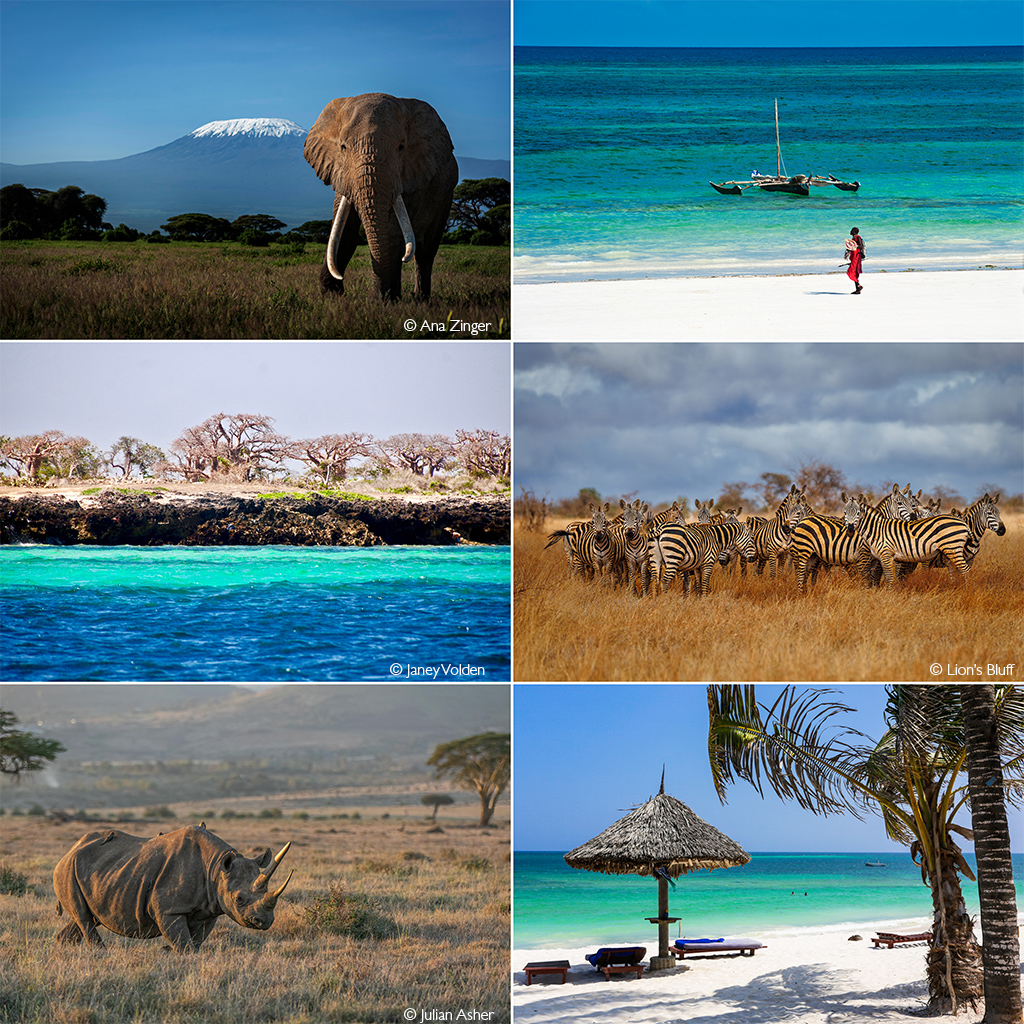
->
[27,804,46,816]
[0,863,30,896]
[142,805,176,819]
[304,883,399,939]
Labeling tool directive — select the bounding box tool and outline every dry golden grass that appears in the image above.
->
[0,809,509,1023]
[514,514,1023,681]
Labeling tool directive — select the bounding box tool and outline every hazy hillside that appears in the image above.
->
[0,684,510,811]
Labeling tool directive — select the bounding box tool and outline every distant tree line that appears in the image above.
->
[0,178,510,247]
[1,413,510,486]
[519,458,1021,524]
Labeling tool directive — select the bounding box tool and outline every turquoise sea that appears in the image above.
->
[0,545,511,681]
[514,850,1024,949]
[514,46,1024,280]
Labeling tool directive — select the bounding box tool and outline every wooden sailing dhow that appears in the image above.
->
[710,99,860,196]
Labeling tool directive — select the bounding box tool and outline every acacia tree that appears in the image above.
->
[791,459,849,512]
[292,433,375,485]
[707,685,1024,1016]
[0,710,65,781]
[107,436,165,478]
[167,413,291,482]
[378,433,456,478]
[421,793,454,821]
[427,733,510,827]
[455,429,510,479]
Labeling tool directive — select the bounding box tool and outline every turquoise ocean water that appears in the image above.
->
[514,850,1024,949]
[0,545,511,681]
[514,46,1024,280]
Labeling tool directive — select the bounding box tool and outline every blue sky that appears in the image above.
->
[514,0,1024,47]
[514,684,1024,853]
[0,342,510,459]
[0,0,510,165]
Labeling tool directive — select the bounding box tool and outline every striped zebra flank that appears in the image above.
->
[648,519,756,597]
[848,494,972,586]
[790,489,915,593]
[905,492,1006,576]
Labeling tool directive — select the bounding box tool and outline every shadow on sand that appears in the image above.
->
[515,958,931,1024]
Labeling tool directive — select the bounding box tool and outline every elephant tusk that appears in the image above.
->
[326,195,351,281]
[393,195,416,262]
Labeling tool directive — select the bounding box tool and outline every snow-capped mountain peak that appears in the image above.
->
[188,118,306,140]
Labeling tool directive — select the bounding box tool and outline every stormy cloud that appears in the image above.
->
[513,343,1022,507]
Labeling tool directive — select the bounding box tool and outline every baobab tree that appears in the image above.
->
[292,432,375,485]
[167,413,291,482]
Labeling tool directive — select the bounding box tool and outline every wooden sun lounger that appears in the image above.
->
[585,946,647,980]
[872,931,932,949]
[524,960,571,984]
[672,939,766,959]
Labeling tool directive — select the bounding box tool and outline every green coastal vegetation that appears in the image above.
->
[0,180,510,339]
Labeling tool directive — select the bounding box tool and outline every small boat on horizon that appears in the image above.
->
[710,99,860,196]
[865,861,887,867]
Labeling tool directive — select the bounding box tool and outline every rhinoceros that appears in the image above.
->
[53,822,293,950]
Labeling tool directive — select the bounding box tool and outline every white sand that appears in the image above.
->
[512,268,1023,340]
[513,922,999,1023]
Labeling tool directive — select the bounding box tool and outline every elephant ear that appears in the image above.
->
[399,98,455,194]
[304,97,351,187]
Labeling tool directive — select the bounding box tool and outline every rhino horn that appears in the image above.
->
[258,868,294,910]
[254,841,291,891]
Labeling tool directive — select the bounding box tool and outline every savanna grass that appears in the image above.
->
[0,240,509,339]
[0,813,509,1023]
[514,514,1024,681]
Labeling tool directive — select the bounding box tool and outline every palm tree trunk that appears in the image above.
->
[961,685,1023,1023]
[925,843,984,1014]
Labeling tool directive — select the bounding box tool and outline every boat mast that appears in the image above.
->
[775,98,781,178]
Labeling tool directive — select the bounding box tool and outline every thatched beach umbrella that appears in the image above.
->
[564,772,750,970]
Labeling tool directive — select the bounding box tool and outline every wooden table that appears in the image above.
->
[524,960,571,985]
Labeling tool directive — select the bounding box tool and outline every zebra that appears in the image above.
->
[648,519,756,597]
[790,490,914,594]
[544,502,613,581]
[846,493,971,587]
[733,486,809,578]
[908,492,1005,574]
[608,498,652,595]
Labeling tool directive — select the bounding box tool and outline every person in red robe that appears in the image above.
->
[844,227,865,294]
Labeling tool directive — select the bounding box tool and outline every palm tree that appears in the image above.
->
[960,685,1023,1024]
[707,685,1023,1016]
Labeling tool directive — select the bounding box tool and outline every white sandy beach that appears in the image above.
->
[513,921,1012,1023]
[512,268,1024,340]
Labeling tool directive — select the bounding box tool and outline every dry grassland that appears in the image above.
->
[0,807,509,1024]
[514,514,1023,681]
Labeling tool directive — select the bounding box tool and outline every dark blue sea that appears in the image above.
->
[514,46,1024,280]
[514,850,1024,949]
[0,545,511,681]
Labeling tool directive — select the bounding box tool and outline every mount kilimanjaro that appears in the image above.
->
[0,118,509,234]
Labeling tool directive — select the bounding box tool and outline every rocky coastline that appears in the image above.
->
[0,490,510,547]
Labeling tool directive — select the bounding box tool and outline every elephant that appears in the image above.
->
[304,93,459,301]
